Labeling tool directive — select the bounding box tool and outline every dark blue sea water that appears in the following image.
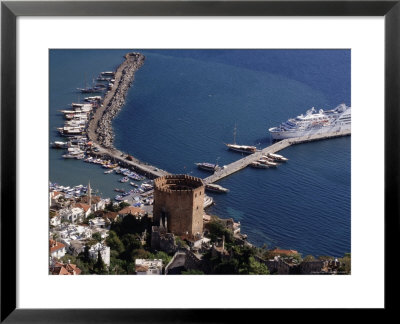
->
[49,49,351,258]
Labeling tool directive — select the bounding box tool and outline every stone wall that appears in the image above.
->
[153,175,204,236]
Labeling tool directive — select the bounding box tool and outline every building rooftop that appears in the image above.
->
[119,206,145,216]
[49,240,66,253]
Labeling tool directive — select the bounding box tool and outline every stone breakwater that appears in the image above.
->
[88,52,145,148]
[86,52,170,179]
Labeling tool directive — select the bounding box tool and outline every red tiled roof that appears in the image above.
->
[52,267,71,275]
[135,265,149,272]
[269,248,298,256]
[119,206,144,216]
[80,195,101,204]
[65,263,82,275]
[74,203,90,212]
[103,212,119,221]
[50,262,82,275]
[49,240,66,253]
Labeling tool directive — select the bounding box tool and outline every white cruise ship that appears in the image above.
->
[268,103,351,140]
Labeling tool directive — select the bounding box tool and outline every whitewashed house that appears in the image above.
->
[49,240,66,260]
[135,259,163,275]
[59,207,84,224]
[89,242,110,267]
[50,215,61,227]
[74,203,91,218]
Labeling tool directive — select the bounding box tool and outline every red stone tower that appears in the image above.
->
[153,174,204,237]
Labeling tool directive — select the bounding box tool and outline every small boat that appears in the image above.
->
[250,162,270,169]
[120,177,129,183]
[51,141,68,149]
[141,183,153,191]
[205,184,229,193]
[130,182,139,187]
[259,159,278,167]
[101,71,115,76]
[196,162,219,172]
[114,195,124,201]
[267,153,288,162]
[62,153,84,159]
[104,170,113,174]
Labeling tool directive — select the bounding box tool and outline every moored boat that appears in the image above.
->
[196,162,219,172]
[250,162,270,169]
[268,103,351,140]
[267,153,288,162]
[205,183,229,193]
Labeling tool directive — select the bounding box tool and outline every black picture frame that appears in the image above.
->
[1,0,398,322]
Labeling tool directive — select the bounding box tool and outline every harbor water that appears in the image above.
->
[49,49,351,258]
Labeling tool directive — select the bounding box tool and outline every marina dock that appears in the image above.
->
[204,130,350,185]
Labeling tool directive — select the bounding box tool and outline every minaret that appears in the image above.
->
[88,180,92,208]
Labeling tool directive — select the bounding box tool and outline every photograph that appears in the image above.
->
[48,49,351,275]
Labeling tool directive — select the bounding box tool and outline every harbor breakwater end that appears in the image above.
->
[203,130,351,185]
[87,52,170,179]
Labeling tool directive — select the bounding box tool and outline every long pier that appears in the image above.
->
[203,130,350,184]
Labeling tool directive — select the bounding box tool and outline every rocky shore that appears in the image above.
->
[87,52,145,148]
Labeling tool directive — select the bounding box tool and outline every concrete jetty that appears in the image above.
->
[203,129,350,184]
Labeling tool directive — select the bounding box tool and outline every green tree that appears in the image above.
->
[153,251,172,265]
[338,253,351,274]
[318,255,335,261]
[247,257,270,275]
[214,259,239,274]
[302,255,316,262]
[206,220,233,243]
[175,236,188,249]
[118,202,130,210]
[80,245,91,264]
[109,257,127,275]
[92,232,103,243]
[93,251,107,275]
[106,231,124,254]
[111,215,149,236]
[105,201,117,212]
[60,254,90,275]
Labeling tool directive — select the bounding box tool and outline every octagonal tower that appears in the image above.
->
[153,174,204,237]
